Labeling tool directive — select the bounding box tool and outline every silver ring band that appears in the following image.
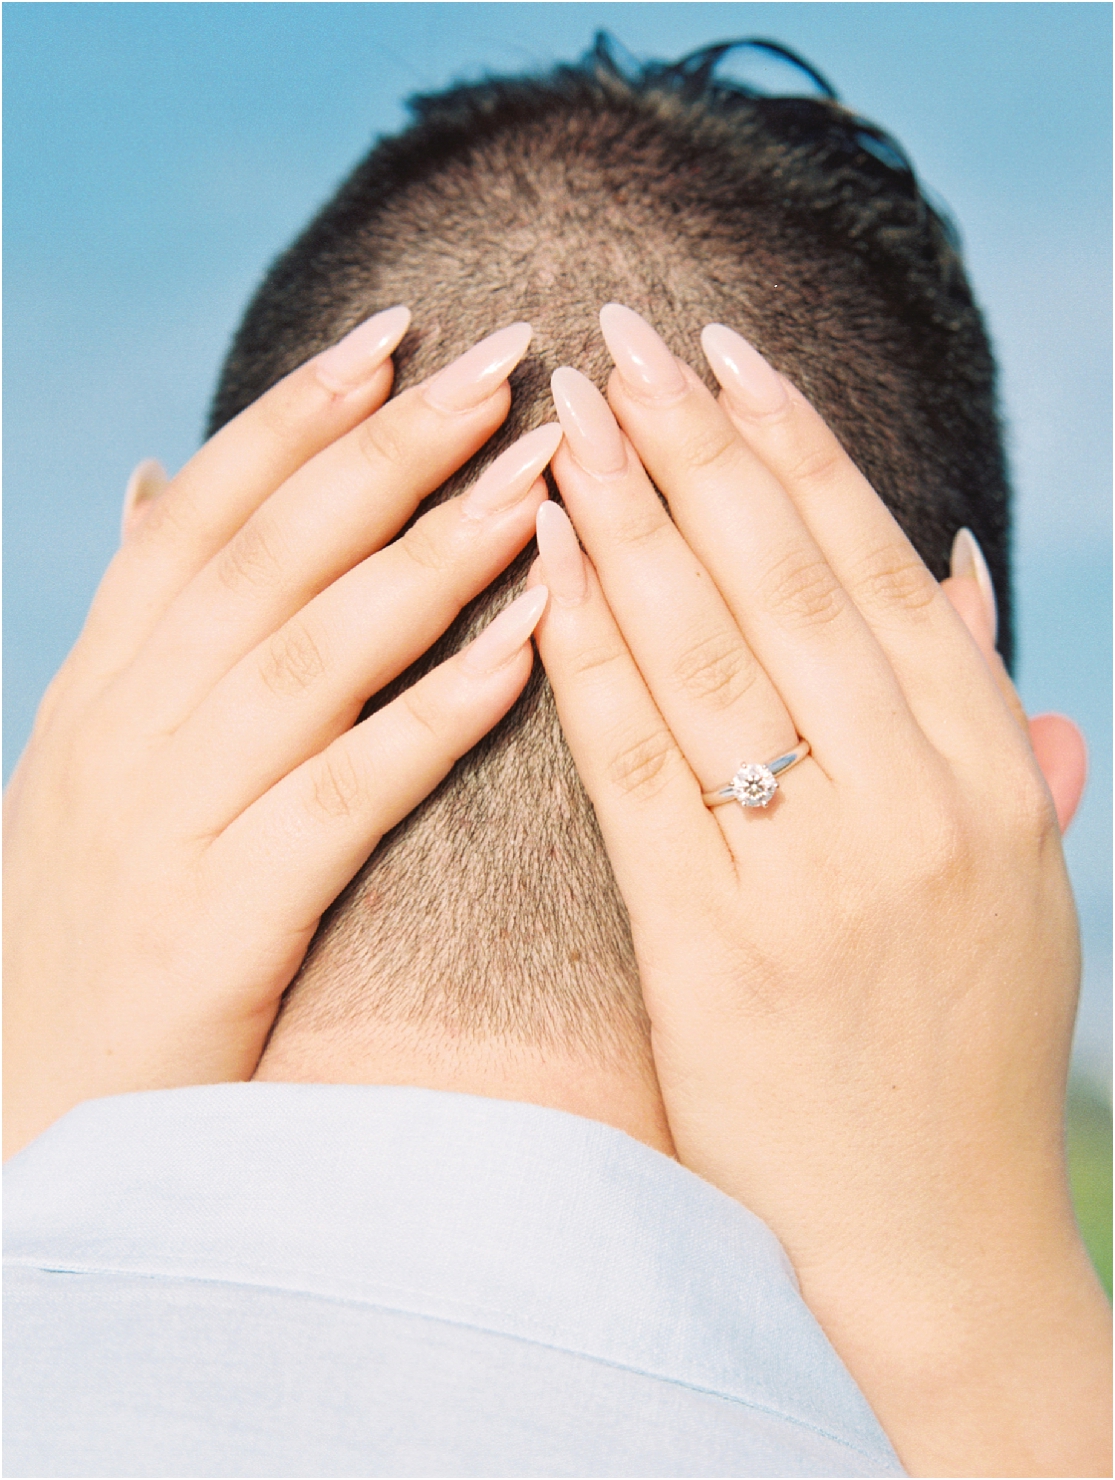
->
[702,740,811,809]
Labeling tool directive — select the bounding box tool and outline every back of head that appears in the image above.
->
[209,38,1012,1066]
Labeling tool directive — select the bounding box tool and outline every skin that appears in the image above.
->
[3,312,557,1160]
[5,299,1107,1476]
[528,305,1110,1478]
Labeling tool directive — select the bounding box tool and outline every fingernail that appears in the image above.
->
[599,303,687,401]
[315,305,411,392]
[701,324,788,416]
[461,586,550,674]
[122,458,169,536]
[125,458,169,509]
[536,501,588,605]
[423,323,533,413]
[463,424,563,519]
[950,528,998,644]
[550,367,627,475]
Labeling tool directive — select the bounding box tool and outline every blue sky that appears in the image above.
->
[5,2,1111,1083]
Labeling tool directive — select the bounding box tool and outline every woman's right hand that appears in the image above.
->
[4,310,554,1161]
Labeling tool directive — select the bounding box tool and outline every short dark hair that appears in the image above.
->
[212,37,1013,1060]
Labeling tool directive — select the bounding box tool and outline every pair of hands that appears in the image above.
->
[5,303,1109,1475]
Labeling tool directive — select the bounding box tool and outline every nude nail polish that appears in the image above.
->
[599,303,688,401]
[463,424,563,518]
[423,323,533,413]
[700,323,788,416]
[121,458,169,538]
[550,367,627,475]
[536,501,588,604]
[950,527,998,644]
[461,586,550,674]
[124,458,169,509]
[315,305,411,392]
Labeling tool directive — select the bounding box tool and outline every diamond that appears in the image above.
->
[730,762,778,808]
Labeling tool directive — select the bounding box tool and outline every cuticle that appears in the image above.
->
[420,384,508,418]
[609,372,688,412]
[550,586,589,610]
[724,389,788,425]
[567,447,628,483]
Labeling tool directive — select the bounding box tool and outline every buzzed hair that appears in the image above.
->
[210,37,1012,1060]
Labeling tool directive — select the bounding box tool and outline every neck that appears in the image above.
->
[255,1013,677,1158]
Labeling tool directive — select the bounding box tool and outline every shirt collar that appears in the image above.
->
[5,1082,900,1470]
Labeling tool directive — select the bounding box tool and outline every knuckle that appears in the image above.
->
[251,382,303,447]
[356,408,408,474]
[215,517,286,593]
[782,435,844,494]
[606,725,682,802]
[258,619,328,698]
[678,420,746,477]
[921,810,970,889]
[898,785,973,896]
[851,543,938,618]
[756,544,845,631]
[672,631,758,712]
[568,639,628,685]
[309,749,365,822]
[611,502,672,553]
[398,512,453,576]
[1005,765,1059,846]
[400,681,446,745]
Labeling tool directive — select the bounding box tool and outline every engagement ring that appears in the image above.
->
[701,741,811,810]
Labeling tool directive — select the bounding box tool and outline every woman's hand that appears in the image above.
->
[532,305,1109,1477]
[4,311,554,1161]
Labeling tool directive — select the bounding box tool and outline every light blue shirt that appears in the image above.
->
[5,1084,904,1477]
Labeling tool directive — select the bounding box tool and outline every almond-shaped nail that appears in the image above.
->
[315,305,411,393]
[463,424,563,519]
[121,458,169,537]
[701,323,788,416]
[550,367,627,475]
[536,501,588,605]
[950,527,998,644]
[423,323,533,414]
[124,457,169,510]
[599,303,687,401]
[461,586,550,674]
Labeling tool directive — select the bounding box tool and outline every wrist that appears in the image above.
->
[800,1219,1112,1477]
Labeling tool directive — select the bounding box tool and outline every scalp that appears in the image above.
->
[210,46,1012,1055]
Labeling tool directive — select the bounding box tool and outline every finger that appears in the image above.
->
[120,324,533,732]
[598,305,920,782]
[1028,715,1087,833]
[700,321,1020,754]
[177,441,555,831]
[208,586,549,932]
[941,573,1027,733]
[530,502,734,918]
[81,306,412,675]
[942,570,1081,831]
[941,561,1078,836]
[548,369,802,800]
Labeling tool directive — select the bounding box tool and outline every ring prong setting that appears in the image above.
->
[701,740,809,811]
[731,762,778,808]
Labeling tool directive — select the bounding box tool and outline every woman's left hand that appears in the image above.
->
[531,305,1109,1478]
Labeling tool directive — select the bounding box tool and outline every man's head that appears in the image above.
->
[211,37,1012,1068]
